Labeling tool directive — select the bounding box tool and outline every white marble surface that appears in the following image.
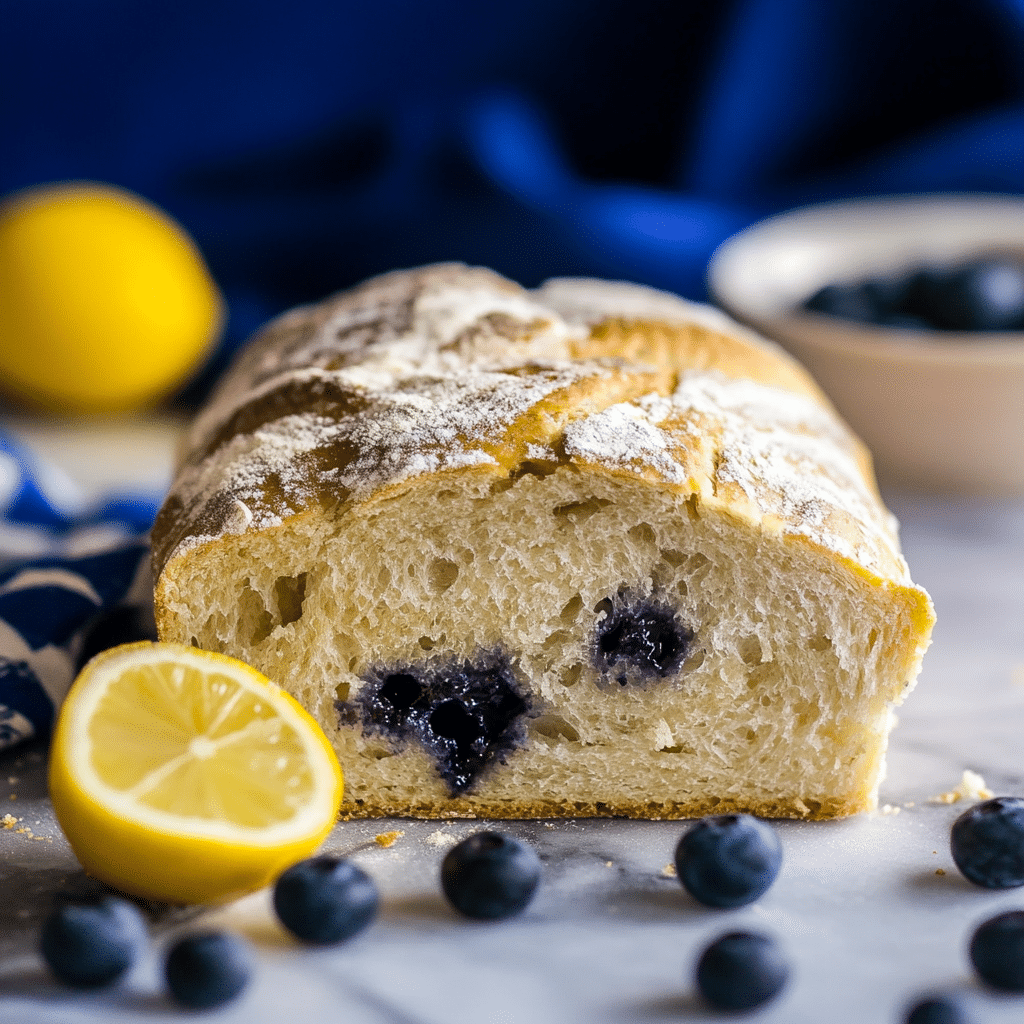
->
[2,416,1024,1023]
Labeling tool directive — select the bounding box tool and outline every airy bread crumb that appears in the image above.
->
[929,770,993,805]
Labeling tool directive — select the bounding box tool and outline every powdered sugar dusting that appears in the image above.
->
[565,370,905,578]
[161,360,606,564]
[185,265,581,462]
[563,401,689,484]
[156,264,909,584]
[688,373,900,566]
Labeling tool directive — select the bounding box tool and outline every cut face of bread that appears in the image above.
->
[153,265,935,820]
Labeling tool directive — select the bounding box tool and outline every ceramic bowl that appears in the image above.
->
[707,194,1024,494]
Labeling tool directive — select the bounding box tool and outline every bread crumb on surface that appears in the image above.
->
[374,830,405,848]
[660,863,677,878]
[935,868,946,876]
[929,770,994,805]
[1,813,18,829]
[425,829,458,850]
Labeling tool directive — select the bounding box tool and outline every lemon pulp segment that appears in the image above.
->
[87,662,316,828]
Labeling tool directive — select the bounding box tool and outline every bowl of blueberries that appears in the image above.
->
[708,194,1024,494]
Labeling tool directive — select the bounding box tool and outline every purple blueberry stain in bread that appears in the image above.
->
[352,652,530,795]
[374,672,425,731]
[593,593,693,686]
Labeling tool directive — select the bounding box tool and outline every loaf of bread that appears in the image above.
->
[153,264,935,820]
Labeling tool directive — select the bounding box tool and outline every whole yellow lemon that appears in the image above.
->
[0,182,223,414]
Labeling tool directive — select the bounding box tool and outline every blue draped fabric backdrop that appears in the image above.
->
[4,0,1024,380]
[1,0,1023,744]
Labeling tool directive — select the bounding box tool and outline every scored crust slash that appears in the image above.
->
[152,264,935,820]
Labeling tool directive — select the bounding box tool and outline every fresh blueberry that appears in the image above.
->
[901,266,956,326]
[924,258,1024,331]
[904,992,974,1024]
[969,910,1024,991]
[674,814,782,908]
[804,258,1024,332]
[694,930,790,1012]
[164,931,253,1010]
[40,896,147,988]
[950,796,1024,888]
[875,312,933,331]
[804,283,880,323]
[441,831,541,920]
[273,856,379,944]
[861,274,918,319]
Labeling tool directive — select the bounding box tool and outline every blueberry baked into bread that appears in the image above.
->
[153,264,935,820]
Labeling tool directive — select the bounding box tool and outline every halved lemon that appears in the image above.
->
[49,642,343,904]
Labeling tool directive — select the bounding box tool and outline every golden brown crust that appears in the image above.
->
[153,264,902,586]
[339,793,867,822]
[571,316,827,402]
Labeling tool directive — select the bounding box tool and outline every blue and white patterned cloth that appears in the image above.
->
[0,429,159,750]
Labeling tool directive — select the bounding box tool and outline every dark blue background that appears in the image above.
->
[4,0,1024,390]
